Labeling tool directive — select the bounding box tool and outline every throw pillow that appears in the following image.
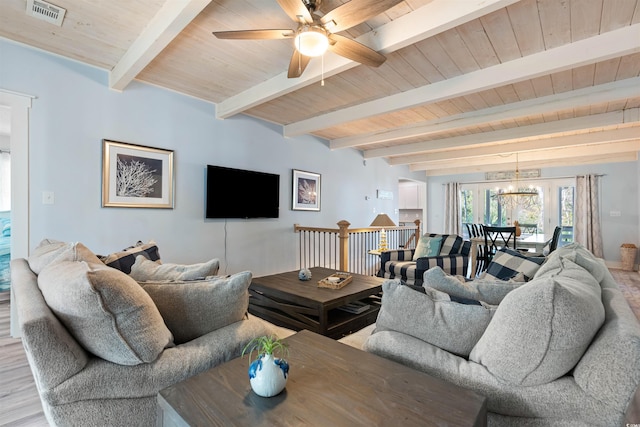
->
[484,247,545,281]
[413,236,442,261]
[100,240,161,274]
[374,280,495,357]
[437,234,464,256]
[37,261,174,365]
[424,266,524,305]
[28,239,102,274]
[469,257,604,386]
[139,271,251,344]
[129,256,220,282]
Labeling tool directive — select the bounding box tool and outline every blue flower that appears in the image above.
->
[275,358,289,379]
[248,358,263,379]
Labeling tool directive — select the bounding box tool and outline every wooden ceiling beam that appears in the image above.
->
[372,111,639,163]
[109,0,212,91]
[395,124,640,165]
[215,0,520,119]
[422,152,638,176]
[285,24,640,137]
[410,139,640,171]
[331,77,640,149]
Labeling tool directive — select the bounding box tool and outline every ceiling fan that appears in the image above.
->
[212,0,403,78]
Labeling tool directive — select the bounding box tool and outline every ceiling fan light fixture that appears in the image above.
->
[295,26,329,57]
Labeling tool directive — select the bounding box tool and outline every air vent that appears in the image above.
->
[26,0,66,27]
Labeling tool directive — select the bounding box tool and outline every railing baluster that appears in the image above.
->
[294,220,420,275]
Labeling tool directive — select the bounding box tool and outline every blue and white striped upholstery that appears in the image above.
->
[378,234,470,286]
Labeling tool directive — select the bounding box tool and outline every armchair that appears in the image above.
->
[377,233,470,285]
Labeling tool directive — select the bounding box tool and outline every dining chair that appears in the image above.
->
[483,226,517,266]
[518,223,538,235]
[465,223,484,238]
[525,226,562,257]
[548,226,562,253]
[468,224,488,276]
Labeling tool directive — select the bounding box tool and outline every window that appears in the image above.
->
[460,178,575,243]
[558,185,574,247]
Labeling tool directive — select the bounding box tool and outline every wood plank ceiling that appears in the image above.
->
[1,0,639,176]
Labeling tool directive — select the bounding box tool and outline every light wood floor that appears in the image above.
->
[1,269,640,426]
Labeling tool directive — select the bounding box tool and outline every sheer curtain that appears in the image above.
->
[444,182,461,235]
[0,151,10,211]
[575,174,603,258]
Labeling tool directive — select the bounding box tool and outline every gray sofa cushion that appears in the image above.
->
[139,271,251,344]
[424,267,524,305]
[38,261,174,365]
[28,239,102,274]
[537,242,607,283]
[129,255,220,282]
[470,257,605,386]
[374,280,495,357]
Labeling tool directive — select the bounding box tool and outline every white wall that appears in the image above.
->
[0,39,424,276]
[426,160,640,265]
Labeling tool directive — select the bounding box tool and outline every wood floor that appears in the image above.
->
[1,269,640,426]
[0,294,48,426]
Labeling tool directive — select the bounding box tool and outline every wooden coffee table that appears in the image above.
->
[158,330,487,427]
[248,267,384,339]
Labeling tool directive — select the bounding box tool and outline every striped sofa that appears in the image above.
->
[377,233,470,286]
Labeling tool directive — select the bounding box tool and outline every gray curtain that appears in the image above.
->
[444,182,461,235]
[575,174,603,258]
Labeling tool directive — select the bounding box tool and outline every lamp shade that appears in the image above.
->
[370,213,396,227]
[294,27,329,57]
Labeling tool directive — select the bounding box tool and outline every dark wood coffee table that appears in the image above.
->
[158,330,487,427]
[248,267,383,339]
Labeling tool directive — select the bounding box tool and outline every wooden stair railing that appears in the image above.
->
[294,219,421,275]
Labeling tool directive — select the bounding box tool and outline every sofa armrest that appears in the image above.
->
[380,249,415,264]
[11,259,89,391]
[364,330,617,425]
[42,317,273,405]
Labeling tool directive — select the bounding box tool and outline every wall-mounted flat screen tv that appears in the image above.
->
[206,165,280,219]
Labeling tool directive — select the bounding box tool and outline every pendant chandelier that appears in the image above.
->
[493,153,539,210]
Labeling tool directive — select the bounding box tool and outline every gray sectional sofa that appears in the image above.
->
[12,240,275,426]
[364,243,640,426]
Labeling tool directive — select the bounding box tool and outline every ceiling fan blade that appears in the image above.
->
[328,34,386,67]
[321,0,404,33]
[277,0,314,24]
[287,50,312,78]
[212,29,294,40]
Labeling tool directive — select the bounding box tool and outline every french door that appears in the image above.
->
[461,178,574,245]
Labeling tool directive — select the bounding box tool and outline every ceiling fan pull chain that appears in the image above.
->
[297,35,302,75]
[321,53,325,86]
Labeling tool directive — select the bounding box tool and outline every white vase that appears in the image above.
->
[248,354,289,397]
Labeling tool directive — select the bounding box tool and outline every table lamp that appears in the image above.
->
[370,213,396,251]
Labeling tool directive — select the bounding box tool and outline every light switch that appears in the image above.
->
[42,191,54,205]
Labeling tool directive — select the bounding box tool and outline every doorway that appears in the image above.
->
[0,112,10,295]
[0,89,31,335]
[398,179,427,230]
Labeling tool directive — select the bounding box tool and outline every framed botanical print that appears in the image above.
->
[292,169,320,211]
[102,139,174,208]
